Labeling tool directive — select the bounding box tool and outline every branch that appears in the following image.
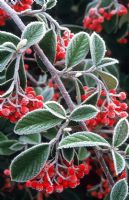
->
[0,0,114,188]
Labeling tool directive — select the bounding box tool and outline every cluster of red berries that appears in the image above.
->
[81,87,128,130]
[0,0,33,26]
[55,31,74,61]
[86,156,127,199]
[83,4,128,33]
[0,87,43,123]
[26,160,91,194]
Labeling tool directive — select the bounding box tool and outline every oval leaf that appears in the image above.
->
[59,131,110,149]
[10,143,50,182]
[21,22,46,49]
[66,32,90,68]
[90,32,106,65]
[110,179,128,200]
[111,150,125,175]
[113,118,129,147]
[14,109,63,135]
[45,101,66,119]
[70,105,99,122]
[97,70,118,90]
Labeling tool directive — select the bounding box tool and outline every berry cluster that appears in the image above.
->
[26,160,91,194]
[86,156,127,199]
[0,0,33,26]
[81,88,128,130]
[56,31,74,61]
[0,87,43,123]
[83,4,128,33]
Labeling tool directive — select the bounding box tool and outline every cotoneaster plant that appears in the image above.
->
[0,0,129,200]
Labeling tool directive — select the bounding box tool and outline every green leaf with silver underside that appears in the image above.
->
[0,31,20,45]
[110,179,128,200]
[45,101,66,119]
[69,105,99,121]
[14,109,63,135]
[10,143,50,182]
[111,150,125,175]
[21,22,46,49]
[59,131,110,149]
[113,118,129,147]
[90,32,106,65]
[66,32,90,68]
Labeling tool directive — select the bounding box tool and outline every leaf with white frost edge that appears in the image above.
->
[112,118,129,148]
[110,179,128,200]
[14,109,63,135]
[90,32,106,65]
[10,143,50,182]
[58,131,110,149]
[21,22,46,49]
[111,150,125,175]
[69,105,99,122]
[45,101,66,119]
[97,57,119,69]
[66,32,90,68]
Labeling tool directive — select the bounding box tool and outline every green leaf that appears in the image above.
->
[62,148,74,162]
[10,143,24,151]
[46,0,57,9]
[45,101,66,119]
[66,32,90,68]
[83,92,98,106]
[21,22,46,49]
[39,29,56,63]
[90,32,106,65]
[111,150,125,175]
[0,51,13,72]
[0,31,20,45]
[78,147,90,161]
[0,132,8,141]
[69,105,98,122]
[14,109,63,135]
[125,145,129,155]
[0,42,16,53]
[0,80,14,98]
[0,140,16,155]
[113,119,129,147]
[110,179,128,200]
[19,134,41,145]
[10,143,50,182]
[97,70,118,90]
[59,131,110,149]
[98,57,119,69]
[125,194,129,200]
[6,58,27,89]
